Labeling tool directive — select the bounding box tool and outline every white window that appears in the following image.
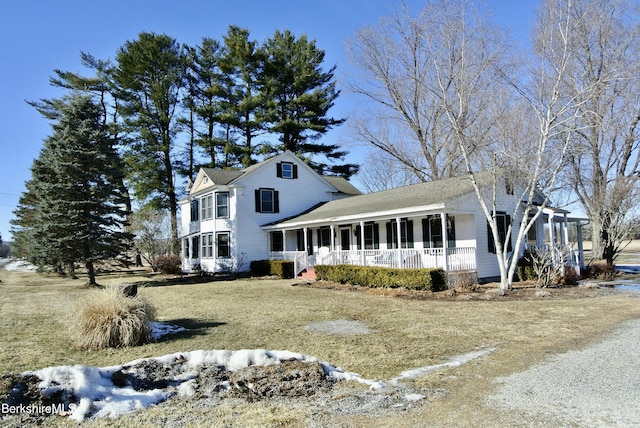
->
[255,188,279,213]
[201,194,213,221]
[277,162,297,179]
[281,162,293,178]
[216,192,229,218]
[202,233,214,258]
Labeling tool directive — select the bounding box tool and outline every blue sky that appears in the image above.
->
[0,0,538,242]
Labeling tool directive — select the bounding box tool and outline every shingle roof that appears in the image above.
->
[200,158,362,195]
[201,168,244,185]
[265,172,497,226]
[322,176,362,195]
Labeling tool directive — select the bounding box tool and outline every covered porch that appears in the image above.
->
[264,209,478,276]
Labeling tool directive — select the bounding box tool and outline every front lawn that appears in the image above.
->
[1,267,640,426]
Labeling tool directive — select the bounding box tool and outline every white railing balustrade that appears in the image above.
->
[269,251,308,276]
[310,247,476,272]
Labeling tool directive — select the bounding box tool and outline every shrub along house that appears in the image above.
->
[180,151,587,282]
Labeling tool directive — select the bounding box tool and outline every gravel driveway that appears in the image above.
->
[485,316,640,426]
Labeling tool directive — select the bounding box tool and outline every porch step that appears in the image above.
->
[298,268,316,281]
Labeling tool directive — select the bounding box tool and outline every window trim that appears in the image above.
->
[202,233,214,258]
[215,192,229,219]
[356,222,380,250]
[190,199,199,221]
[277,161,298,179]
[487,211,513,253]
[422,215,456,248]
[270,231,284,252]
[386,219,414,249]
[201,194,213,221]
[255,188,279,213]
[216,232,231,258]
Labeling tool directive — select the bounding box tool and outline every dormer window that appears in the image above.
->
[277,162,297,179]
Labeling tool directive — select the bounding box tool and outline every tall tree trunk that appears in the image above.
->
[164,148,180,255]
[85,261,97,286]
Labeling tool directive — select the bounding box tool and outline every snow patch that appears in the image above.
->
[390,348,495,384]
[20,347,493,421]
[147,321,187,340]
[3,259,37,272]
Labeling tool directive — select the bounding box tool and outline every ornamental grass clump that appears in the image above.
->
[71,286,156,350]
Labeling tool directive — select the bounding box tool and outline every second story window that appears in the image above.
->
[201,194,213,221]
[255,188,279,213]
[216,192,229,218]
[190,199,199,221]
[277,162,297,179]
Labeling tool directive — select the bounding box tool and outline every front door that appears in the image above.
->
[340,228,351,251]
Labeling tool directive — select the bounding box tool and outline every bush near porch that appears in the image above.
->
[315,264,447,291]
[250,260,295,279]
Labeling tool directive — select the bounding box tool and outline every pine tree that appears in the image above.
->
[219,26,271,167]
[11,94,132,285]
[113,32,187,255]
[263,30,358,178]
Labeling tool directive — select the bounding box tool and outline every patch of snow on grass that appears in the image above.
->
[147,321,187,340]
[390,348,495,384]
[23,347,493,421]
[3,259,37,272]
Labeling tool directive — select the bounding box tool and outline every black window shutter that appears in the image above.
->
[274,190,280,213]
[293,164,298,179]
[406,220,414,248]
[487,221,495,254]
[255,189,261,212]
[276,162,282,178]
[386,221,394,248]
[422,218,430,248]
[355,225,362,250]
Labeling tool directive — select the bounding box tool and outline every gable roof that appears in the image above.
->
[263,171,498,227]
[190,151,361,196]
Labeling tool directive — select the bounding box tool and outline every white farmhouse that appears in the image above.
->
[179,151,586,282]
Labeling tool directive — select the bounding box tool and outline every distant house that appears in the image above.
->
[179,151,586,282]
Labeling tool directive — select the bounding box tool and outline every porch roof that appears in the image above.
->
[262,172,492,229]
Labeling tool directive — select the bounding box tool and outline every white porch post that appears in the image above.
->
[360,221,366,266]
[548,210,555,245]
[563,213,569,245]
[303,227,308,254]
[396,217,402,268]
[282,230,286,252]
[330,224,335,251]
[441,212,449,271]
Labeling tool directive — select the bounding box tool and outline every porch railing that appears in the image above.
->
[269,251,309,276]
[314,247,476,272]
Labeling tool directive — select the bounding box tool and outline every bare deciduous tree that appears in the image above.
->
[348,0,594,291]
[129,206,173,270]
[345,0,510,181]
[356,150,421,193]
[557,0,640,266]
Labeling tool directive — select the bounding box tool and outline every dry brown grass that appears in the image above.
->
[70,286,155,350]
[1,266,640,426]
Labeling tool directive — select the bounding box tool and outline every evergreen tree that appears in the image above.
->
[113,32,187,254]
[11,94,132,285]
[263,30,358,178]
[184,37,239,171]
[219,26,271,167]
